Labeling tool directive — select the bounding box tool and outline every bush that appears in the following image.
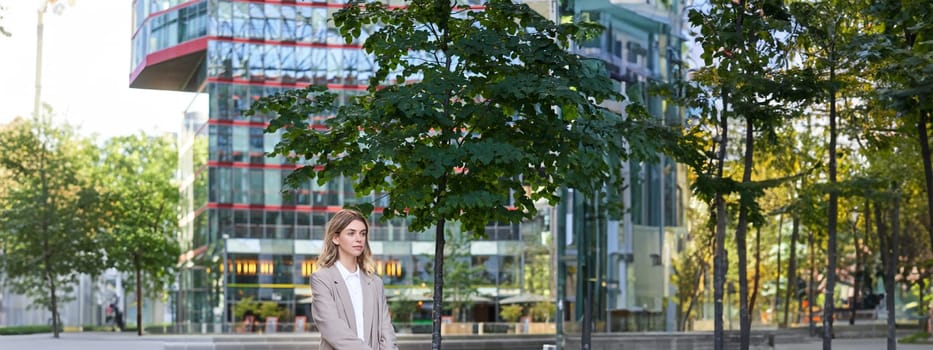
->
[530,302,556,322]
[899,331,930,344]
[0,325,55,336]
[81,325,116,332]
[81,324,142,332]
[500,305,524,323]
[143,324,172,334]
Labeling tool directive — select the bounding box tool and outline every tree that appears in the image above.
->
[673,236,711,331]
[98,134,181,336]
[247,1,685,348]
[440,230,484,322]
[234,296,260,321]
[389,295,418,324]
[0,114,106,338]
[792,1,873,346]
[685,0,810,347]
[858,0,933,258]
[875,188,899,350]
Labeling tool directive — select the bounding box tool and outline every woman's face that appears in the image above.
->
[332,219,367,259]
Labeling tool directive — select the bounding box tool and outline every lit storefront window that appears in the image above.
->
[235,258,257,275]
[300,260,318,277]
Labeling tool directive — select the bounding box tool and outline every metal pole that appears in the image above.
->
[222,234,229,333]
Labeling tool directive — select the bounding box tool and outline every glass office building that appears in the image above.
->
[131,0,545,331]
[556,0,689,332]
[131,0,688,334]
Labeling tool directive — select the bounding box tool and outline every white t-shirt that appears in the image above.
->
[336,262,365,342]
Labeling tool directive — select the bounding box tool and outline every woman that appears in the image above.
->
[311,209,398,350]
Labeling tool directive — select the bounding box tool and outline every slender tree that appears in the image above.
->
[687,1,810,347]
[686,1,738,344]
[0,114,106,338]
[673,199,714,331]
[99,134,181,336]
[749,225,761,317]
[875,192,898,350]
[792,1,867,345]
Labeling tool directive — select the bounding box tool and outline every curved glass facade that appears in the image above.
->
[133,1,208,70]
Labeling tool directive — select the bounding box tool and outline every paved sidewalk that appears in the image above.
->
[3,331,931,350]
[0,332,166,350]
[776,338,932,350]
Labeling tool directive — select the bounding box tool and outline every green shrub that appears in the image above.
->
[143,324,172,334]
[899,331,930,344]
[0,325,54,336]
[530,302,556,322]
[500,305,524,323]
[81,324,142,332]
[81,325,116,332]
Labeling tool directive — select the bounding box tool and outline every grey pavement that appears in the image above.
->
[775,338,933,350]
[2,332,932,350]
[0,332,166,350]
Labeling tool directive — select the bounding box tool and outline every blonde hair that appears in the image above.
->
[317,209,375,274]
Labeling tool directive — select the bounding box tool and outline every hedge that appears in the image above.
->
[0,325,56,336]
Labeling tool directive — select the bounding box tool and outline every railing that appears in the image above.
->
[392,322,556,335]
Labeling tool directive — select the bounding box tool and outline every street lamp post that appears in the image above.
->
[222,234,229,333]
[34,1,48,120]
[34,0,69,120]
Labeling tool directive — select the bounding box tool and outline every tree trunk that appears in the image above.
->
[823,49,839,350]
[736,108,755,350]
[850,212,861,325]
[750,226,762,319]
[808,229,816,336]
[679,249,707,332]
[889,190,900,349]
[734,3,750,346]
[431,218,447,350]
[917,110,933,256]
[48,269,59,338]
[875,200,896,350]
[39,121,59,339]
[783,213,800,327]
[682,296,696,332]
[136,254,143,336]
[713,91,731,350]
[431,5,453,347]
[863,198,872,325]
[775,214,783,327]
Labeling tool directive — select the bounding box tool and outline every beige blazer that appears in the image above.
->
[311,264,398,350]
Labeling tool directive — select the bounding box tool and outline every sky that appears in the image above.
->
[0,0,197,140]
